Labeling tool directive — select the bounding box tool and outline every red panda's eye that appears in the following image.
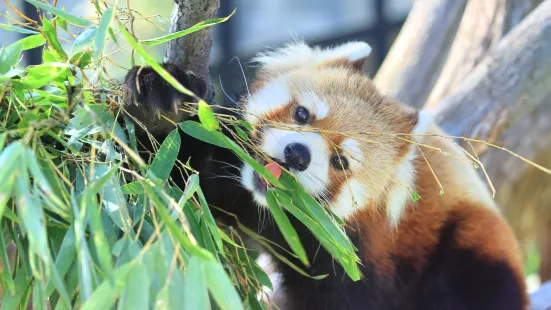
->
[294,107,309,124]
[331,155,349,171]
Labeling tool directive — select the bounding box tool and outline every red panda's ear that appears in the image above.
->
[253,41,372,77]
[409,109,434,135]
[317,41,372,72]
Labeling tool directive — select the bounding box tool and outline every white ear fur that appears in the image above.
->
[253,41,372,73]
[412,109,434,137]
[317,41,372,70]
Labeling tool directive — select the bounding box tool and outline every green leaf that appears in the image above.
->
[142,10,235,46]
[179,121,229,148]
[86,195,114,279]
[57,17,68,30]
[0,226,15,295]
[70,51,92,68]
[0,42,22,74]
[45,226,76,296]
[13,34,46,51]
[25,0,91,26]
[0,24,39,34]
[198,101,220,131]
[15,169,50,261]
[197,187,224,257]
[142,183,212,261]
[95,8,114,62]
[118,262,151,310]
[183,256,210,310]
[149,129,181,182]
[42,18,67,58]
[179,174,200,207]
[0,267,33,309]
[73,27,96,52]
[204,260,243,310]
[266,189,309,266]
[80,263,134,310]
[121,181,145,194]
[14,63,71,89]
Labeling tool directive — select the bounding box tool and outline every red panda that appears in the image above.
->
[120,40,529,309]
[238,41,529,309]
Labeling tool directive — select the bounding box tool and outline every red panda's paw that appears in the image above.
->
[122,63,207,134]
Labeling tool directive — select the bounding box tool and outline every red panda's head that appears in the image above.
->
[240,41,432,224]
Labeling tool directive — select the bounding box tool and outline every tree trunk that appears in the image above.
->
[165,0,220,79]
[432,0,551,177]
[165,0,220,101]
[425,0,542,108]
[374,0,467,108]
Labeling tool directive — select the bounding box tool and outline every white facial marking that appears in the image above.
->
[261,128,329,196]
[240,128,330,207]
[340,138,364,171]
[386,110,434,226]
[386,152,417,227]
[245,77,290,124]
[298,92,330,120]
[240,163,267,207]
[332,179,367,219]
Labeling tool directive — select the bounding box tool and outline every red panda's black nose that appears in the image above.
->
[284,143,311,171]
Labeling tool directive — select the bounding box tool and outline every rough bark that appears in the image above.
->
[165,0,220,85]
[433,0,551,164]
[373,0,467,108]
[425,0,542,108]
[429,1,551,290]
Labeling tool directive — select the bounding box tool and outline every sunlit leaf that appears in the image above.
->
[25,0,91,26]
[198,100,220,131]
[95,8,115,62]
[42,18,67,58]
[142,10,235,46]
[0,42,22,74]
[0,24,39,34]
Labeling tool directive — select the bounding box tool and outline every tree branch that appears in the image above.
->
[433,0,551,191]
[165,0,220,100]
[425,0,542,108]
[373,0,467,108]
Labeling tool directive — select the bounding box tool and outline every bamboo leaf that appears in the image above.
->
[204,260,243,310]
[118,261,151,310]
[0,42,22,74]
[80,263,134,310]
[95,8,115,62]
[198,101,220,131]
[42,18,67,58]
[141,10,235,46]
[183,256,210,310]
[149,129,181,182]
[265,189,309,267]
[25,0,91,26]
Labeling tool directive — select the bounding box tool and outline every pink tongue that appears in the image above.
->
[264,162,282,180]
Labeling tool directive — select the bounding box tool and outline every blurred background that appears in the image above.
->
[1,0,547,294]
[0,0,411,85]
